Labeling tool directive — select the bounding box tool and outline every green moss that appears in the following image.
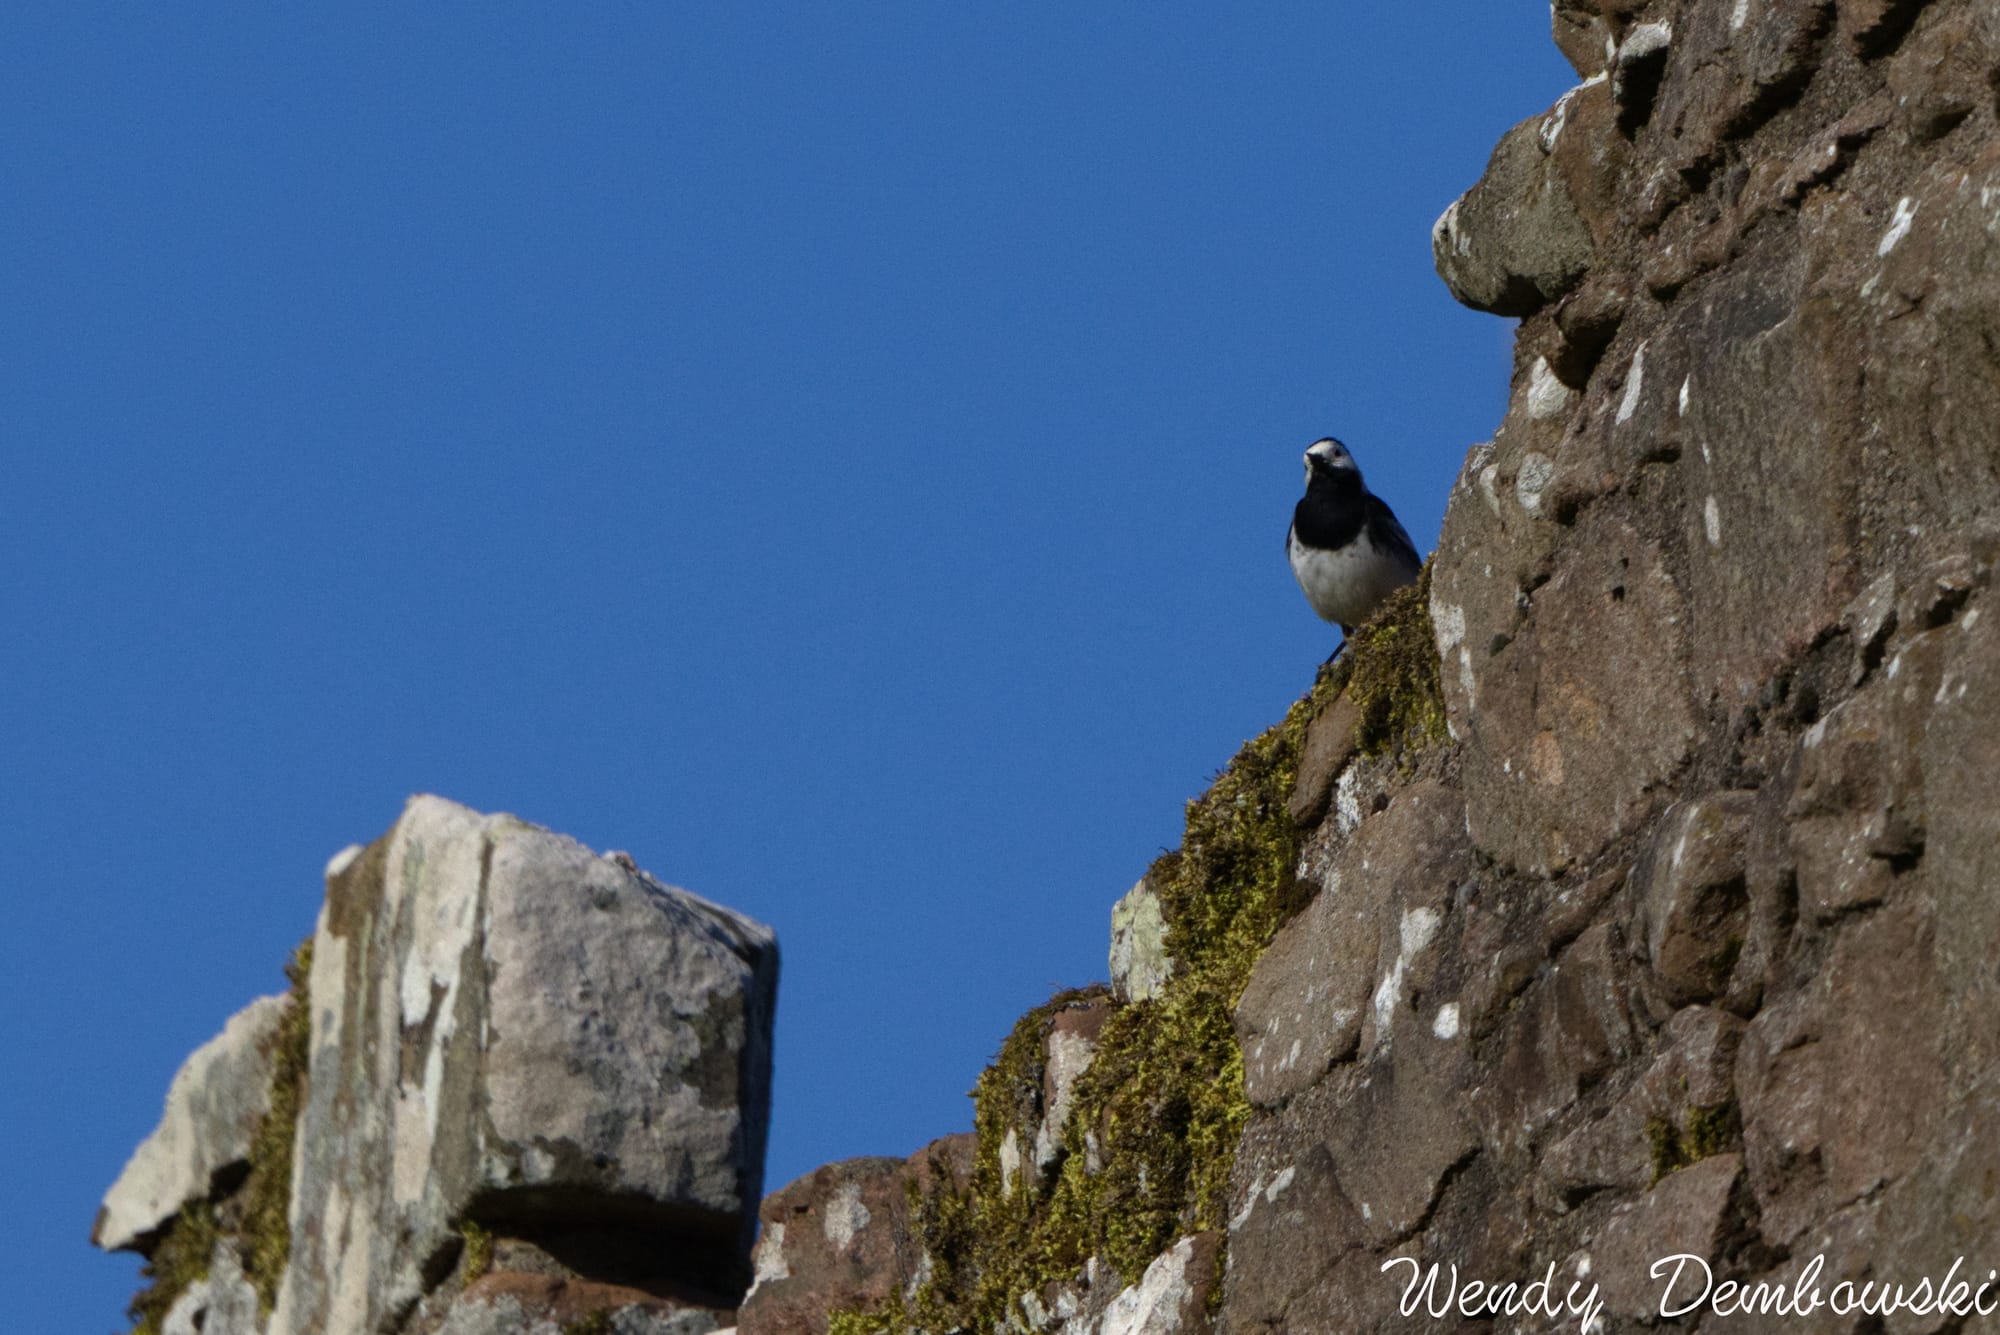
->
[240,937,313,1311]
[1327,564,1449,760]
[828,1301,905,1335]
[886,685,1341,1329]
[459,1219,495,1282]
[1684,1100,1741,1160]
[558,1312,613,1335]
[1645,1113,1688,1182]
[122,938,315,1333]
[127,1200,221,1335]
[1647,1101,1741,1183]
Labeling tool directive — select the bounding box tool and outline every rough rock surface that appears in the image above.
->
[785,1,2000,1331]
[99,796,778,1335]
[95,993,290,1253]
[736,1137,975,1335]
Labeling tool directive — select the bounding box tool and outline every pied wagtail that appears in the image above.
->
[1287,436,1422,640]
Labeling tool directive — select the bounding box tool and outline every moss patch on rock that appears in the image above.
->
[1323,563,1449,760]
[458,1219,495,1283]
[126,1200,221,1335]
[876,679,1353,1329]
[240,938,312,1310]
[121,937,313,1333]
[1647,1100,1741,1182]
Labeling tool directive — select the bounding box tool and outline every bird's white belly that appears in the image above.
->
[1289,528,1410,629]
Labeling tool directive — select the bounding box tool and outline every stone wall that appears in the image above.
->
[745,1,2000,1331]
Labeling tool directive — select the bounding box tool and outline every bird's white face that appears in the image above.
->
[1303,437,1355,488]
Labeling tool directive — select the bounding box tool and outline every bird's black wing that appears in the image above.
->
[1362,492,1423,574]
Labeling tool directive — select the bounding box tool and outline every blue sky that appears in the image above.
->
[1,8,1572,1329]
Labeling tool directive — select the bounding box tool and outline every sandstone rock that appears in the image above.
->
[1037,998,1114,1170]
[1839,0,1931,55]
[1541,1005,1744,1202]
[1652,0,1832,173]
[1840,571,1898,684]
[1433,113,1595,317]
[1242,783,1468,1107]
[736,1135,974,1335]
[1541,867,1623,949]
[277,796,778,1334]
[1923,590,2000,1076]
[1098,1233,1220,1335]
[1586,1153,1744,1318]
[1668,244,1867,704]
[1233,863,1377,1107]
[160,1239,263,1335]
[1638,793,1756,1006]
[1787,627,1945,919]
[1887,6,1990,141]
[1286,694,1359,829]
[1548,275,1631,387]
[1473,922,1638,1169]
[1447,511,1695,876]
[1552,3,1615,80]
[1612,21,1673,131]
[1221,1137,1365,1328]
[440,1275,726,1335]
[1322,1046,1478,1248]
[1109,877,1172,1004]
[1736,902,1943,1248]
[1545,77,1630,259]
[94,993,290,1253]
[741,1160,912,1335]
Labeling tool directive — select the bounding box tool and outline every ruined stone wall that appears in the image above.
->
[747,1,2000,1331]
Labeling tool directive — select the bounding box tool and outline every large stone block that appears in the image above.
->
[1447,510,1696,876]
[274,796,778,1334]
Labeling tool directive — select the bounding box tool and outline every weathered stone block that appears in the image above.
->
[277,796,778,1334]
[737,1134,973,1335]
[1587,1153,1744,1318]
[1447,510,1695,876]
[1286,694,1359,829]
[94,993,291,1253]
[1434,113,1595,317]
[1639,793,1756,1006]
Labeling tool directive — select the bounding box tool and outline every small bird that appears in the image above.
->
[1287,436,1422,638]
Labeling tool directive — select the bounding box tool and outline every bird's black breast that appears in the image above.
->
[1290,472,1365,551]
